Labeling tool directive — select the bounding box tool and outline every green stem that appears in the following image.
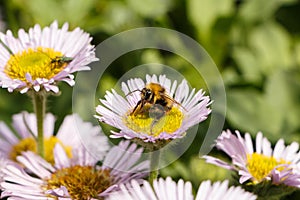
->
[149,150,160,185]
[32,92,46,158]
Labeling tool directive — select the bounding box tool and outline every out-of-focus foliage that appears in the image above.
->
[1,0,300,198]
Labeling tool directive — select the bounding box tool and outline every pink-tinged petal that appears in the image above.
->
[238,170,252,183]
[16,152,54,178]
[203,156,234,170]
[215,130,247,163]
[273,139,285,159]
[20,87,29,93]
[43,113,56,137]
[12,112,55,139]
[54,144,71,169]
[255,132,263,154]
[243,133,253,154]
[25,73,33,82]
[45,186,70,197]
[0,121,19,144]
[33,84,40,91]
[262,137,272,156]
[108,178,256,200]
[12,111,36,138]
[56,114,81,146]
[284,142,300,161]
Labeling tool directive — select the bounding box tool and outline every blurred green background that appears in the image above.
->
[0,0,300,198]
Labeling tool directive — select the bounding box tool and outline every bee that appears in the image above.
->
[36,49,73,66]
[127,83,185,133]
[49,55,73,65]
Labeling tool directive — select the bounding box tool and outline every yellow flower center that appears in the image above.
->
[4,47,69,82]
[10,136,72,164]
[247,153,289,184]
[44,165,112,200]
[124,105,184,137]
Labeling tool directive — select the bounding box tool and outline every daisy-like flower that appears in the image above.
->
[1,141,149,200]
[203,130,300,187]
[107,177,256,200]
[0,111,109,164]
[0,20,97,93]
[95,74,211,143]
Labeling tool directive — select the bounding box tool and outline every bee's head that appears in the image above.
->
[141,87,152,101]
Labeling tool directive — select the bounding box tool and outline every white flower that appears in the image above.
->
[1,141,149,199]
[0,21,97,93]
[204,130,300,187]
[95,74,211,143]
[0,111,109,164]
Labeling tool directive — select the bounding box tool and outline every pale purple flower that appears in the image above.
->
[95,74,211,143]
[107,177,256,200]
[203,130,300,187]
[0,20,97,93]
[1,141,149,199]
[0,111,109,163]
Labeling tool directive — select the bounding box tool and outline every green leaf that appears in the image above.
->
[227,69,300,142]
[232,47,263,83]
[98,1,142,34]
[238,0,297,23]
[24,0,97,26]
[249,23,293,73]
[127,0,173,18]
[265,70,300,138]
[232,22,294,82]
[187,0,234,41]
[227,88,283,139]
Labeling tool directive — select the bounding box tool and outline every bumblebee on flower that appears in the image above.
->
[95,74,211,145]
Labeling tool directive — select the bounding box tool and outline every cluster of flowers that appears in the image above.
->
[0,21,298,200]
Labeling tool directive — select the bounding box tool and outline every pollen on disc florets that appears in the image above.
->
[4,47,68,83]
[44,166,112,200]
[9,136,72,164]
[124,105,184,137]
[247,153,290,184]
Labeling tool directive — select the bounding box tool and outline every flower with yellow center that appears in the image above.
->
[246,153,289,184]
[0,112,109,164]
[95,74,211,143]
[1,141,149,199]
[9,136,72,164]
[0,21,97,93]
[203,130,300,187]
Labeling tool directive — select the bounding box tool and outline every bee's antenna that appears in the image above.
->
[125,89,141,97]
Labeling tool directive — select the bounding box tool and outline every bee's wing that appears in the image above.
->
[160,93,187,111]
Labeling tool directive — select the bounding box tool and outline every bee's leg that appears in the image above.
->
[131,100,143,115]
